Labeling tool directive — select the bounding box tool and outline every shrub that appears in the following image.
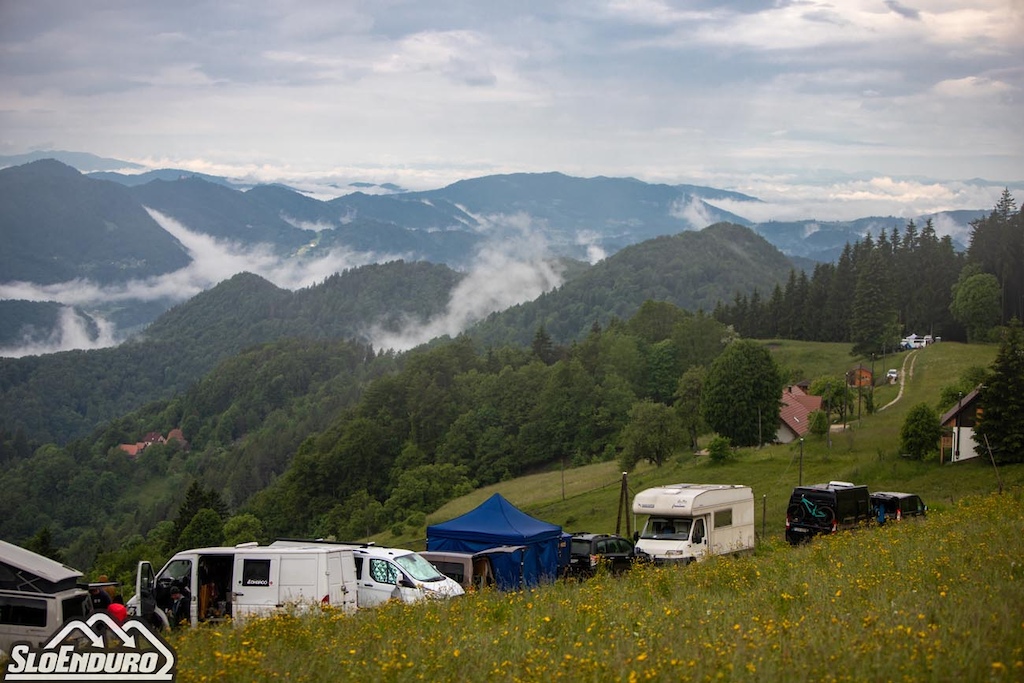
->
[900,402,941,460]
[707,435,731,464]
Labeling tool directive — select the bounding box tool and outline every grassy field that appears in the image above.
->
[162,490,1024,682]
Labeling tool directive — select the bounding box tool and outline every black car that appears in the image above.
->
[567,533,647,578]
[871,491,927,522]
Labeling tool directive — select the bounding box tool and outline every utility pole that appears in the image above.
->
[870,353,875,410]
[799,437,804,486]
[615,472,632,537]
[955,392,962,461]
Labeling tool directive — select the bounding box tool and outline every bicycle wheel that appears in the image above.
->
[818,506,836,527]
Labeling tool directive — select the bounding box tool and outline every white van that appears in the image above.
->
[271,540,464,606]
[0,540,92,657]
[419,546,526,591]
[633,484,755,564]
[128,543,358,629]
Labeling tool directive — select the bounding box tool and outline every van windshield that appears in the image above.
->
[395,553,446,582]
[640,517,692,541]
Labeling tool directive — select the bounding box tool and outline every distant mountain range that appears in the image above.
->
[0,223,794,444]
[0,154,991,353]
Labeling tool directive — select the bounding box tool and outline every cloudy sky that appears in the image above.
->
[1,0,1022,219]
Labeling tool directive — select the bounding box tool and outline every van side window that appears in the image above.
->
[242,560,272,586]
[369,559,398,585]
[62,595,91,623]
[715,508,733,528]
[0,595,47,627]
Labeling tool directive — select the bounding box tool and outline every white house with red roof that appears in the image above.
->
[776,384,823,444]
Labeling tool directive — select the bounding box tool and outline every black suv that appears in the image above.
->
[567,533,647,578]
[870,491,927,522]
[785,481,872,544]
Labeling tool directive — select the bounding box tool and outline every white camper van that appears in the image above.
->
[632,484,755,564]
[270,540,464,606]
[128,543,358,629]
[0,540,92,657]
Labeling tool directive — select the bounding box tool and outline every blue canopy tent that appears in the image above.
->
[426,493,566,590]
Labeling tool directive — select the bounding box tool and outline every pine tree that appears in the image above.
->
[531,325,556,365]
[850,249,897,356]
[975,318,1024,463]
[968,189,1023,324]
[173,481,229,544]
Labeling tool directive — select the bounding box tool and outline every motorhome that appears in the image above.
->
[632,484,755,564]
[128,543,358,629]
[270,540,464,606]
[0,540,92,656]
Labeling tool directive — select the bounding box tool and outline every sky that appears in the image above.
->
[1,0,1022,221]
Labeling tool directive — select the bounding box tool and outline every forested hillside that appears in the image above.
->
[469,222,793,346]
[0,262,461,443]
[0,160,191,284]
[1,302,738,575]
[0,224,790,444]
[716,190,1024,351]
[716,218,964,349]
[0,336,392,570]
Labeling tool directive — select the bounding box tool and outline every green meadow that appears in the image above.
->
[166,490,1024,682]
[161,340,1022,682]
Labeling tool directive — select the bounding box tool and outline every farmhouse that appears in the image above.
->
[117,428,189,458]
[845,364,873,389]
[776,384,822,443]
[939,386,982,463]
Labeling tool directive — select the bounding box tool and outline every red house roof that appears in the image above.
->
[779,385,823,438]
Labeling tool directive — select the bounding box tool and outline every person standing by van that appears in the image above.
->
[89,585,112,612]
[167,585,189,628]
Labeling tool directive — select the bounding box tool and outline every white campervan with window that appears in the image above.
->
[128,543,358,629]
[271,540,464,606]
[0,540,92,657]
[633,484,755,564]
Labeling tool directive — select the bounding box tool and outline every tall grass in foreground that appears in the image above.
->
[164,490,1024,682]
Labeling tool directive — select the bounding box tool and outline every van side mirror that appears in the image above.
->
[632,531,639,542]
[398,578,417,589]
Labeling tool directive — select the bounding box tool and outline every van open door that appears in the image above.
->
[134,561,167,629]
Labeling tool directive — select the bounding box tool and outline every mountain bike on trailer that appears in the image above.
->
[787,496,835,527]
